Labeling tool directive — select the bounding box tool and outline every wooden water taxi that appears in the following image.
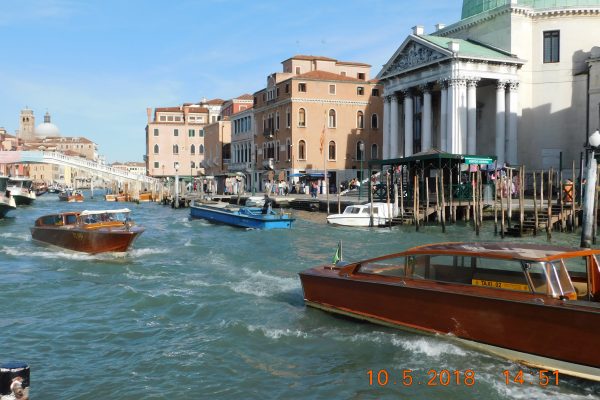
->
[30,208,144,253]
[58,189,84,202]
[299,242,600,381]
[190,200,294,229]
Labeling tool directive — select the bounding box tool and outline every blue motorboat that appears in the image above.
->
[189,201,294,229]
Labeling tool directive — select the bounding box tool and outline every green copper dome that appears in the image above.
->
[462,0,600,19]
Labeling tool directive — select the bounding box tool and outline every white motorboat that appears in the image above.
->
[326,202,396,227]
[0,176,17,218]
[7,177,36,206]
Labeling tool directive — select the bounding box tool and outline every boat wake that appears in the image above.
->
[395,336,469,357]
[0,232,30,241]
[229,268,299,298]
[247,324,310,340]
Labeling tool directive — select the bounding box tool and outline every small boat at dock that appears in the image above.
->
[299,242,600,382]
[190,200,294,229]
[30,208,144,253]
[326,202,396,227]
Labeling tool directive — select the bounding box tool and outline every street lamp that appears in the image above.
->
[581,129,600,247]
[174,161,180,208]
[359,142,365,201]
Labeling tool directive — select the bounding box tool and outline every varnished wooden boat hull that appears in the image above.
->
[30,226,144,253]
[299,269,600,380]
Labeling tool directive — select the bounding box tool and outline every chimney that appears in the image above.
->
[435,23,446,31]
[146,107,152,123]
[447,41,460,53]
[412,25,424,36]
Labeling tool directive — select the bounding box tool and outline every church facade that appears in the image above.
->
[378,0,600,170]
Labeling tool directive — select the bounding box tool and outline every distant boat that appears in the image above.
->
[33,181,48,196]
[326,202,396,227]
[300,242,600,382]
[58,190,84,202]
[0,176,17,218]
[7,177,36,205]
[190,201,294,229]
[30,208,144,253]
[47,184,61,194]
[138,191,154,202]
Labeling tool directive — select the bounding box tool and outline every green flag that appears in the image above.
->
[332,241,342,264]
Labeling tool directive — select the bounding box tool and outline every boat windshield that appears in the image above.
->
[82,212,130,224]
[526,260,577,299]
[344,207,361,214]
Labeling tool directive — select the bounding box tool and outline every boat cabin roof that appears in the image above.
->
[404,242,600,262]
[80,208,130,215]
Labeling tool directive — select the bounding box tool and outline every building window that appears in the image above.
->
[174,129,179,137]
[153,128,159,136]
[154,161,159,168]
[167,116,173,121]
[328,141,336,161]
[285,83,289,93]
[286,108,291,128]
[341,71,346,76]
[371,144,378,160]
[199,129,204,137]
[328,109,336,128]
[188,129,195,137]
[298,108,306,127]
[329,84,336,95]
[173,144,179,154]
[357,111,364,129]
[298,140,306,160]
[357,87,364,95]
[543,30,560,63]
[153,144,159,154]
[296,67,301,74]
[276,112,280,131]
[357,141,365,161]
[371,114,379,129]
[191,161,195,168]
[372,88,380,96]
[191,144,195,154]
[199,144,204,154]
[287,139,291,161]
[358,73,365,80]
[298,83,307,92]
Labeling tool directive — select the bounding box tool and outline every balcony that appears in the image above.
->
[262,158,275,170]
[229,162,253,172]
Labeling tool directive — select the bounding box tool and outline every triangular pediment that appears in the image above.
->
[377,35,452,79]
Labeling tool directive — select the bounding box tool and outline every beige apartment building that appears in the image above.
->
[146,103,215,179]
[253,55,383,193]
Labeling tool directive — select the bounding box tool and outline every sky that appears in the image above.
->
[0,0,463,163]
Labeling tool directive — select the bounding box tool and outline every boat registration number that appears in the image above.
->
[471,279,529,292]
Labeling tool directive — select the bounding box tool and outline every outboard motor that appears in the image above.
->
[0,361,29,395]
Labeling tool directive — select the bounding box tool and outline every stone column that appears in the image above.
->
[506,81,519,165]
[422,85,432,152]
[439,80,448,152]
[403,90,414,157]
[447,78,467,154]
[467,79,478,154]
[383,96,391,160]
[495,81,507,165]
[390,94,399,159]
[458,80,467,154]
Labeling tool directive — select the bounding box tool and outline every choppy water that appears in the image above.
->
[1,191,599,399]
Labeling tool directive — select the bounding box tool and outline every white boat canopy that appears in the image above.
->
[80,208,131,215]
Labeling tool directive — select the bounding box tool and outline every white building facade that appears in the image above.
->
[378,0,600,170]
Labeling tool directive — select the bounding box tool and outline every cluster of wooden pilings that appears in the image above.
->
[371,161,591,238]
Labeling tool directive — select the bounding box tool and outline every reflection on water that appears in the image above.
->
[0,190,598,399]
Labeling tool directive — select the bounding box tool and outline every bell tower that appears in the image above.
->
[18,107,35,142]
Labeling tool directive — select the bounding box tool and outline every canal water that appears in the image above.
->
[1,191,598,399]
